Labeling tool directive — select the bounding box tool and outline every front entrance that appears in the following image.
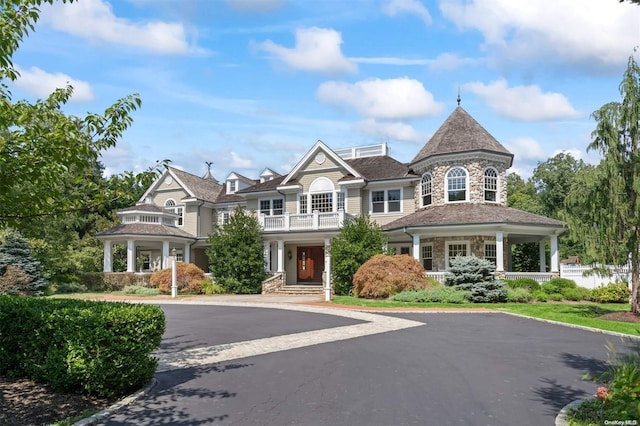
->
[297,246,324,284]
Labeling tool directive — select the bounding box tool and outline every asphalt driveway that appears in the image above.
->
[98,302,636,426]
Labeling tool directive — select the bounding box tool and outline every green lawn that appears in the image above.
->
[331,296,640,336]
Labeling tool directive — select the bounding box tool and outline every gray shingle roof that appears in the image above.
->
[411,107,513,165]
[345,156,415,181]
[118,204,165,213]
[170,166,223,202]
[383,203,565,231]
[237,175,288,194]
[96,223,196,239]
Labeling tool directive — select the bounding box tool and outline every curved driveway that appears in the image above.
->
[99,299,635,426]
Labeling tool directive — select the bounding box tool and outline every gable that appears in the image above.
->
[280,140,362,187]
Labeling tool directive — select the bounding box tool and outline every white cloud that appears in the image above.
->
[14,66,94,102]
[440,0,640,71]
[504,137,547,161]
[254,27,357,75]
[383,0,432,25]
[41,0,190,54]
[230,151,254,168]
[316,77,443,119]
[463,79,578,121]
[428,53,481,72]
[225,0,284,13]
[355,119,422,142]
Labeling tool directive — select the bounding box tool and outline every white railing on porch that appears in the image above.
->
[260,211,352,232]
[503,272,553,283]
[426,271,554,284]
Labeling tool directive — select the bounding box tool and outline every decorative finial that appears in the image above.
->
[457,87,461,106]
[205,161,213,171]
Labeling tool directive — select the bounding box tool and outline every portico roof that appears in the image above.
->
[384,203,565,232]
[96,223,196,241]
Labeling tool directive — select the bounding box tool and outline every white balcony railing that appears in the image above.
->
[259,211,352,232]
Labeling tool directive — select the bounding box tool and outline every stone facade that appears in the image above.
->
[413,154,510,209]
[262,272,285,294]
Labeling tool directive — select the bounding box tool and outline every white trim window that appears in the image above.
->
[165,199,183,226]
[445,241,470,267]
[421,244,433,271]
[421,173,433,207]
[298,191,346,214]
[446,167,468,203]
[485,242,497,266]
[484,167,498,202]
[259,198,284,216]
[371,189,401,214]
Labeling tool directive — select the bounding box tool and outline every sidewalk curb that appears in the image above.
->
[74,378,157,426]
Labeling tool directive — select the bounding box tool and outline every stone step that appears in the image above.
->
[274,285,324,295]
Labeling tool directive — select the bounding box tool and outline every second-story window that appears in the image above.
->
[165,199,183,226]
[311,193,333,213]
[260,199,284,215]
[371,189,401,213]
[484,168,498,202]
[421,173,432,207]
[446,167,468,202]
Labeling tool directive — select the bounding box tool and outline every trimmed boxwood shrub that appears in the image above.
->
[562,287,591,301]
[0,296,165,397]
[103,273,152,292]
[541,278,577,295]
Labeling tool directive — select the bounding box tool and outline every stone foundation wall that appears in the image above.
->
[262,272,285,294]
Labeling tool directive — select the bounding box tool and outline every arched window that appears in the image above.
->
[446,167,468,202]
[165,199,183,226]
[421,173,432,207]
[484,168,498,202]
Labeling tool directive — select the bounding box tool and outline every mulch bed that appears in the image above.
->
[0,377,118,426]
[597,311,640,323]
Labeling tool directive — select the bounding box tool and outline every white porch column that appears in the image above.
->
[162,241,170,269]
[277,240,284,273]
[550,235,559,273]
[412,234,420,261]
[263,241,271,272]
[495,231,504,272]
[103,240,113,273]
[324,238,331,301]
[184,242,191,263]
[539,240,547,272]
[126,240,135,273]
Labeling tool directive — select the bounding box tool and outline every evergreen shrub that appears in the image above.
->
[353,254,429,298]
[590,282,631,303]
[150,263,205,294]
[53,282,89,294]
[0,296,165,397]
[444,256,507,303]
[103,273,151,291]
[0,230,48,296]
[562,287,591,301]
[121,285,160,296]
[81,272,105,291]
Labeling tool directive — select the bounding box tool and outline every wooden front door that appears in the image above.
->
[297,246,324,283]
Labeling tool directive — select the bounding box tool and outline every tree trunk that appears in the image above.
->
[631,250,639,314]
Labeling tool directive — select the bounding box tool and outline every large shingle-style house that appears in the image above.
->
[97,106,565,292]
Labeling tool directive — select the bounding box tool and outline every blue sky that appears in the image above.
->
[9,0,640,181]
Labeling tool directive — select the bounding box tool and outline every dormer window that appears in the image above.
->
[484,168,498,202]
[228,180,237,193]
[421,173,432,207]
[446,167,468,202]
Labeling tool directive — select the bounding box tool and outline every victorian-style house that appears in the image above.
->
[97,106,565,291]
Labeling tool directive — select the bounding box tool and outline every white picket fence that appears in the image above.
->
[559,264,631,289]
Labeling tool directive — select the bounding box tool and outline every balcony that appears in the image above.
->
[259,211,352,232]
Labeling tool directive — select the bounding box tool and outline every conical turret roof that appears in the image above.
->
[411,107,513,166]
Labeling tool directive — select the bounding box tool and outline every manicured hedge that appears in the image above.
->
[0,296,165,397]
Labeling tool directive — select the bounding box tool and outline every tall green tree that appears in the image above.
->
[331,215,389,295]
[207,207,266,294]
[0,229,47,296]
[0,0,142,226]
[564,55,640,313]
